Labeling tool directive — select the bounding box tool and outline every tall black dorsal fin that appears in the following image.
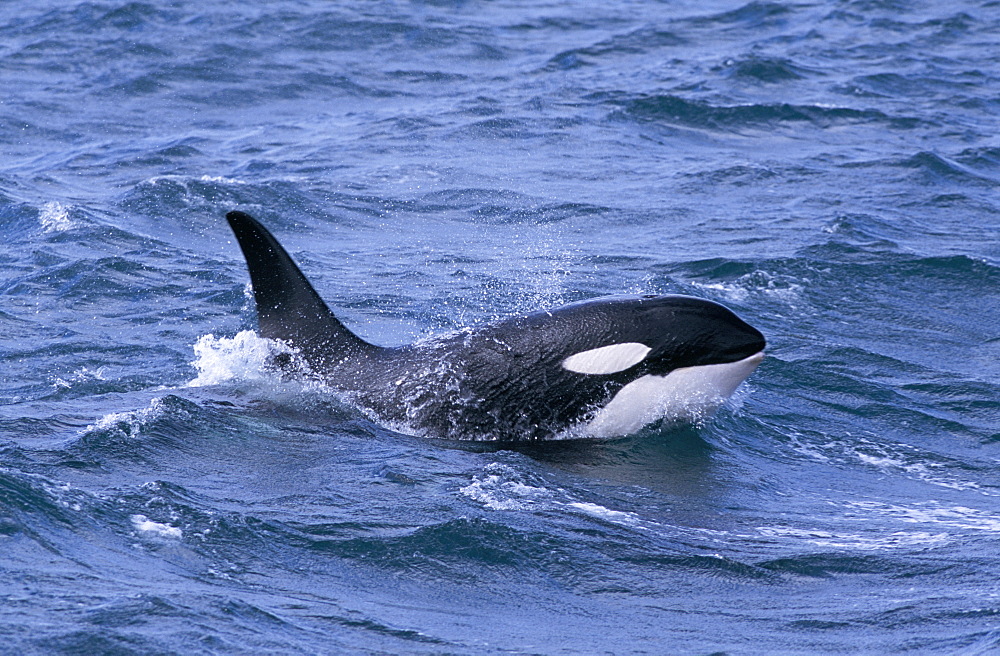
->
[226,211,378,359]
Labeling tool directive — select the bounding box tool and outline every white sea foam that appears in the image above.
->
[84,397,169,438]
[52,366,108,390]
[39,201,74,233]
[849,438,989,494]
[187,331,293,387]
[844,501,1000,534]
[755,525,949,550]
[130,514,182,539]
[566,501,641,526]
[753,500,1000,554]
[147,174,246,186]
[786,429,990,496]
[459,463,551,511]
[460,463,642,528]
[36,477,85,513]
[199,174,246,185]
[689,270,805,310]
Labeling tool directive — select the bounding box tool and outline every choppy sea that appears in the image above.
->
[2,1,1000,654]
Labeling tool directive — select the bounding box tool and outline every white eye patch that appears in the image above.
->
[561,342,651,375]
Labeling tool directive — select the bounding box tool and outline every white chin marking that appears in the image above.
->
[562,342,651,375]
[579,351,765,438]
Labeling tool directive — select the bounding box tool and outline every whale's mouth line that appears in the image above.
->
[722,340,767,363]
[650,346,765,373]
[675,349,765,381]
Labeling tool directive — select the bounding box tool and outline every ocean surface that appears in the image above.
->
[2,1,999,653]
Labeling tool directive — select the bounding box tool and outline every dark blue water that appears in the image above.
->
[3,1,1000,653]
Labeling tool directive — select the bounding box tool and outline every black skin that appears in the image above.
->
[226,211,766,441]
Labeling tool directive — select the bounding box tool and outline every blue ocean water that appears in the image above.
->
[2,0,1000,653]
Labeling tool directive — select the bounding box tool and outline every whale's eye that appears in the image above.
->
[562,342,651,375]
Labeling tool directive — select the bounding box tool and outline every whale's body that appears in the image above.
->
[226,211,766,440]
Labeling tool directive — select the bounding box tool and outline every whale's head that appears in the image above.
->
[549,294,766,437]
[555,294,765,376]
[635,294,765,372]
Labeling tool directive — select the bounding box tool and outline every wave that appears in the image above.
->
[542,26,685,71]
[188,331,295,389]
[723,55,812,83]
[612,94,925,133]
[69,395,200,464]
[0,196,87,243]
[410,187,608,225]
[756,552,912,578]
[699,1,793,27]
[897,151,1000,187]
[0,468,84,534]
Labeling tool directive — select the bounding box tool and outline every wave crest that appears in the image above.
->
[187,331,296,388]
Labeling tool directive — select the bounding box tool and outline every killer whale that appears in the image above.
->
[225,211,766,441]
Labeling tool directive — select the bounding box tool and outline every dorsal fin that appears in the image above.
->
[226,211,378,360]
